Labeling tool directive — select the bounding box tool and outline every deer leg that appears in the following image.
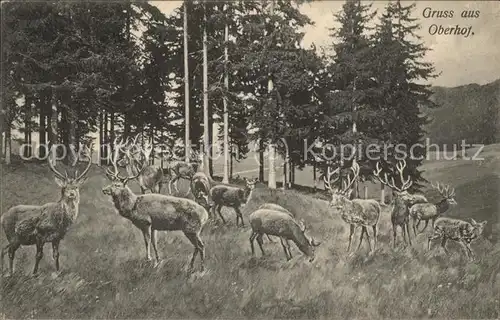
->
[183,232,200,273]
[412,218,419,237]
[347,224,355,252]
[280,237,291,260]
[33,238,44,275]
[142,227,152,261]
[431,217,437,230]
[235,207,245,227]
[427,232,441,251]
[1,244,10,274]
[364,227,372,252]
[157,182,162,194]
[357,226,365,251]
[151,229,160,264]
[52,240,60,271]
[266,234,275,243]
[140,186,146,195]
[406,223,412,246]
[217,205,226,224]
[459,239,474,261]
[256,234,265,256]
[372,225,377,252]
[286,239,293,259]
[392,224,398,248]
[6,242,20,275]
[250,232,258,255]
[440,237,449,255]
[419,220,429,233]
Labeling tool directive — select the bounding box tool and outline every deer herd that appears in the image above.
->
[0,134,488,276]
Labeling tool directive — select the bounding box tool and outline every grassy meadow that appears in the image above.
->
[1,144,499,319]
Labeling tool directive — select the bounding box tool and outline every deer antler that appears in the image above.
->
[47,146,69,181]
[323,166,340,193]
[74,143,93,182]
[431,181,455,199]
[341,161,359,195]
[373,160,412,192]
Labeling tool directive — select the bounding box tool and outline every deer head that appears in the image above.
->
[297,219,321,262]
[324,161,360,209]
[49,143,93,201]
[431,181,457,205]
[373,160,413,198]
[101,137,148,196]
[243,177,258,191]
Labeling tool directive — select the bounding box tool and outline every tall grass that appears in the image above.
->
[1,161,499,319]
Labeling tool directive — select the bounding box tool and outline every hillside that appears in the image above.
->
[424,79,500,146]
[1,148,499,319]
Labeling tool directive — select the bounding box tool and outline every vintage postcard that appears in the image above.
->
[1,0,499,319]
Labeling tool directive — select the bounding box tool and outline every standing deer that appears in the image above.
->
[257,203,305,258]
[1,145,92,275]
[410,181,457,235]
[190,171,213,211]
[168,150,203,193]
[428,217,487,261]
[249,208,320,261]
[324,161,381,253]
[209,178,258,226]
[119,134,172,194]
[373,160,428,248]
[100,143,208,273]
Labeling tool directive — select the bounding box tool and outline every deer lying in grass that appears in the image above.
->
[249,208,320,261]
[428,217,487,261]
[119,134,172,194]
[410,182,457,235]
[324,161,381,253]
[1,145,92,275]
[209,178,258,226]
[100,143,209,273]
[374,160,428,248]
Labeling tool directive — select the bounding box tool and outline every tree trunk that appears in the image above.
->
[104,111,109,164]
[202,1,210,178]
[313,161,317,192]
[67,106,77,165]
[259,139,264,181]
[183,0,190,162]
[48,90,58,166]
[380,183,385,204]
[39,94,47,158]
[229,144,233,180]
[222,3,230,184]
[4,125,11,164]
[110,111,115,154]
[267,0,276,189]
[23,97,31,158]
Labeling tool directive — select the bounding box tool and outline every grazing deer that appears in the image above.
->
[410,182,457,235]
[209,178,258,226]
[257,203,305,257]
[1,145,92,275]
[373,160,428,248]
[100,144,209,273]
[324,161,381,253]
[119,134,172,194]
[249,208,320,261]
[427,217,487,261]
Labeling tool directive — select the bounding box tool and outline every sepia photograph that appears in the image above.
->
[1,0,499,319]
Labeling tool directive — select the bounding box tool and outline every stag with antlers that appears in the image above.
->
[410,182,457,235]
[100,141,209,273]
[324,161,381,254]
[118,134,172,194]
[373,160,428,248]
[1,145,92,275]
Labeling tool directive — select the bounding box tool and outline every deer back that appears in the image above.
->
[133,194,209,233]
